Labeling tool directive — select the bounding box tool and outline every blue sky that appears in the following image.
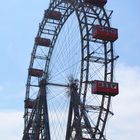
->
[0,0,140,139]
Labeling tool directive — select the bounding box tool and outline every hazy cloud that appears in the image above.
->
[1,63,140,140]
[0,110,23,140]
[107,63,140,139]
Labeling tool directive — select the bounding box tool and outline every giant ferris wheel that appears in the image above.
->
[22,0,119,139]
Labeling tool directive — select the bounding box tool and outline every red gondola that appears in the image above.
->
[29,68,43,77]
[25,99,36,109]
[35,37,51,47]
[92,80,119,96]
[45,10,62,20]
[84,0,107,7]
[92,25,118,42]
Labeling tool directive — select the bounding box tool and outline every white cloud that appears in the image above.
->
[0,110,23,140]
[107,63,140,140]
[1,63,140,140]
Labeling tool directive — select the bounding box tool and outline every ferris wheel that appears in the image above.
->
[22,0,119,140]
